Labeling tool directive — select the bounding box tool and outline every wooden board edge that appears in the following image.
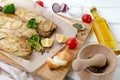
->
[0,53,25,70]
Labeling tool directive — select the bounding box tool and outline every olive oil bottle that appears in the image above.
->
[90,7,118,52]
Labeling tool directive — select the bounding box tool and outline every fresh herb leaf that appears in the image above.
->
[28,35,42,51]
[72,23,84,31]
[2,3,15,14]
[27,18,37,29]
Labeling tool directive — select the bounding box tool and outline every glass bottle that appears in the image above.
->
[90,7,118,53]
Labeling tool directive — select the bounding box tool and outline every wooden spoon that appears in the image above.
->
[72,54,106,71]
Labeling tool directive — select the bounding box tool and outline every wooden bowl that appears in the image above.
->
[73,44,117,80]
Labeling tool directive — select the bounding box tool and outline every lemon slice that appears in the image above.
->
[56,34,67,43]
[41,38,53,47]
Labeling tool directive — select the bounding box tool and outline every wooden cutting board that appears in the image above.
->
[0,15,91,80]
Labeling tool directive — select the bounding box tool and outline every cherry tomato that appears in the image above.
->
[82,14,92,23]
[36,0,44,7]
[66,38,77,49]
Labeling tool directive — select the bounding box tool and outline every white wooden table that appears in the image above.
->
[0,0,119,80]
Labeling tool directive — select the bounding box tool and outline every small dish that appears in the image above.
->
[68,3,83,18]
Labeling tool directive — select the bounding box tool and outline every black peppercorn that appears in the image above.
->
[0,6,3,11]
[87,60,109,73]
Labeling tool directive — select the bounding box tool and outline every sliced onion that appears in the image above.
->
[52,3,61,13]
[60,3,68,12]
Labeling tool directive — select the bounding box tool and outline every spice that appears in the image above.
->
[41,48,45,55]
[0,6,3,11]
[87,60,108,73]
[72,23,85,31]
[68,6,82,17]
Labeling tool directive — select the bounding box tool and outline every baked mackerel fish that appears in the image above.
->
[0,8,57,38]
[0,29,31,59]
[0,0,77,71]
[0,2,57,59]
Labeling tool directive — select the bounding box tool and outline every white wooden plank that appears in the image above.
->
[97,8,120,23]
[83,8,120,23]
[33,0,120,23]
[109,23,120,42]
[33,0,120,7]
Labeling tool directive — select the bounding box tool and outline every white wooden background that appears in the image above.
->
[33,0,120,80]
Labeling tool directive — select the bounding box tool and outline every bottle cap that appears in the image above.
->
[90,6,97,12]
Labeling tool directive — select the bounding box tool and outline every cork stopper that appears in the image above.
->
[90,6,97,12]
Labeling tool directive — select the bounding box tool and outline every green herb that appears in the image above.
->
[28,35,42,51]
[2,3,15,14]
[27,18,37,29]
[72,23,84,30]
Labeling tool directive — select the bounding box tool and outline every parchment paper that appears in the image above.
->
[0,0,77,72]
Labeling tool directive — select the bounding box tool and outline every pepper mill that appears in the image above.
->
[72,44,117,80]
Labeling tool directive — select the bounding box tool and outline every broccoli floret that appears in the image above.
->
[28,35,42,51]
[27,18,37,29]
[2,3,15,14]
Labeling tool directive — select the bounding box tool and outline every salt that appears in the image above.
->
[68,3,83,18]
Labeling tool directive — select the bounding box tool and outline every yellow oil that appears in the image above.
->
[90,7,117,51]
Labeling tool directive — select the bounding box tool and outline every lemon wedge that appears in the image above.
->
[41,38,53,47]
[56,34,67,43]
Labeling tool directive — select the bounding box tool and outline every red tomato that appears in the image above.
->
[66,38,77,49]
[82,14,92,23]
[36,0,44,7]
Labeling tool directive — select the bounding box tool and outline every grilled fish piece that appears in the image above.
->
[15,8,57,37]
[0,8,57,59]
[0,12,38,38]
[0,29,31,59]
